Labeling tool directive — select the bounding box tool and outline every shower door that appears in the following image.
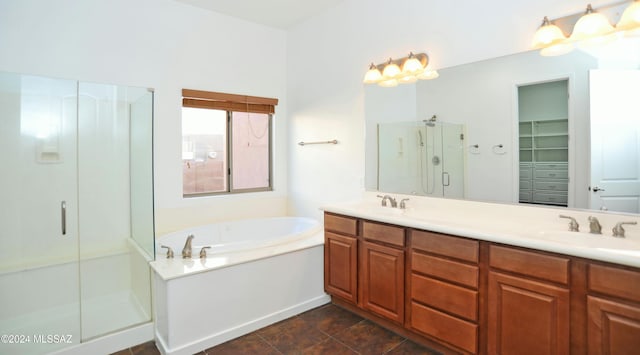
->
[0,73,154,354]
[0,72,82,354]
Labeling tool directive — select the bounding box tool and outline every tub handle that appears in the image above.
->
[161,245,174,259]
[200,246,211,258]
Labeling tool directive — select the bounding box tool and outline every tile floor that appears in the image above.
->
[112,303,441,355]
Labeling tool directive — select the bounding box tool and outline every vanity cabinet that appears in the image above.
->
[409,230,480,354]
[488,245,570,355]
[324,213,358,304]
[323,212,640,354]
[586,263,640,354]
[360,221,405,324]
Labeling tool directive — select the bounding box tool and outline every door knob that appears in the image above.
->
[590,186,605,192]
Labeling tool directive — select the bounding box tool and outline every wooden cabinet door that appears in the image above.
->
[488,271,570,355]
[361,241,404,324]
[587,296,640,355]
[324,231,358,304]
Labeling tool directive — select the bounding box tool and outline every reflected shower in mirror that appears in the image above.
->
[365,36,640,214]
[378,118,465,198]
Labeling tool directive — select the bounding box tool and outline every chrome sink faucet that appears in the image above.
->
[377,194,397,208]
[588,216,602,234]
[559,215,579,232]
[182,234,194,258]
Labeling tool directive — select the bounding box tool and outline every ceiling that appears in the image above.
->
[175,0,344,29]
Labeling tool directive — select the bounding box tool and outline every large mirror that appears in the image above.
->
[365,36,640,214]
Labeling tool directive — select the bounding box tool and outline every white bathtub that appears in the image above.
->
[156,216,320,258]
[150,216,329,355]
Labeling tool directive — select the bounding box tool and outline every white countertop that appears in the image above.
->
[322,193,640,268]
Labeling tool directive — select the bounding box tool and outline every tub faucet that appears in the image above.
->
[161,245,174,259]
[182,234,194,258]
[588,216,602,234]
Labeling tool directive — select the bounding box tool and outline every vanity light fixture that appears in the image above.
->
[363,52,437,87]
[532,1,637,56]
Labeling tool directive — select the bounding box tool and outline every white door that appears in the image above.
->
[589,69,640,213]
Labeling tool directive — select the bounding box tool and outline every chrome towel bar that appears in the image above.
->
[298,139,338,146]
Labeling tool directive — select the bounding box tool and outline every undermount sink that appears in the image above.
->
[536,230,640,250]
[358,205,406,216]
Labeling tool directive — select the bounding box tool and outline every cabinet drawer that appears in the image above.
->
[412,274,478,321]
[324,213,357,236]
[534,169,568,179]
[412,252,478,288]
[411,302,477,354]
[534,180,568,191]
[534,162,568,170]
[490,245,569,284]
[412,230,478,263]
[362,221,405,247]
[589,264,640,303]
[533,192,567,205]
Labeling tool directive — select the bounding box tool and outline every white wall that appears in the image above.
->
[0,0,289,236]
[286,0,614,219]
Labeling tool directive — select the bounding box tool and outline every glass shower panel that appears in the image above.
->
[0,72,81,354]
[77,83,152,341]
[378,121,423,194]
[130,90,154,257]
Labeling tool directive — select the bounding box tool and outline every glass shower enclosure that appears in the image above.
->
[0,71,154,354]
[378,120,466,198]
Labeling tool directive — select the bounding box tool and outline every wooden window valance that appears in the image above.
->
[182,89,278,114]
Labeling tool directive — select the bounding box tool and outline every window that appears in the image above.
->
[181,89,277,196]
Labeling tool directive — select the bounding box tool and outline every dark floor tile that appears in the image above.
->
[335,320,405,354]
[385,339,442,355]
[299,304,364,336]
[130,341,160,355]
[256,315,303,339]
[206,333,279,355]
[301,337,358,355]
[111,349,131,355]
[259,316,328,354]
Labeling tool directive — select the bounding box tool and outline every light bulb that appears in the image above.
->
[382,58,401,79]
[363,63,382,84]
[532,17,568,48]
[570,4,614,42]
[617,1,640,32]
[401,52,424,76]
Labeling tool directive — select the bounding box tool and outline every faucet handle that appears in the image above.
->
[199,246,212,258]
[559,215,579,232]
[161,245,174,259]
[400,198,410,209]
[376,194,387,206]
[612,221,637,238]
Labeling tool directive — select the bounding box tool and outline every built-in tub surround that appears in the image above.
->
[323,192,640,268]
[150,217,329,355]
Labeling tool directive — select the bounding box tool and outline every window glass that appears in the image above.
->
[182,107,227,194]
[231,111,270,190]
